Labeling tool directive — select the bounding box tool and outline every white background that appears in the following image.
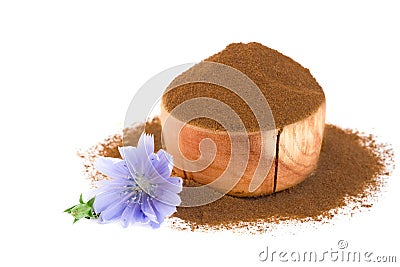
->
[1,0,399,266]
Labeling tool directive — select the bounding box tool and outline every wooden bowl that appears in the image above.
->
[160,101,326,197]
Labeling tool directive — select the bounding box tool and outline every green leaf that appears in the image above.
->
[86,196,95,207]
[64,205,77,213]
[65,194,98,224]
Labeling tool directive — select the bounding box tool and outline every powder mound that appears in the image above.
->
[80,119,394,233]
[162,42,325,131]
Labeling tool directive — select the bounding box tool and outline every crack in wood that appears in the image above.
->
[273,129,282,193]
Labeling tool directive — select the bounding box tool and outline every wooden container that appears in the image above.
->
[160,101,326,197]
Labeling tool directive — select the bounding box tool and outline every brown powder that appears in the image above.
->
[80,119,394,232]
[162,42,325,130]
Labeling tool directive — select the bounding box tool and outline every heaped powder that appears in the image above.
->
[162,42,325,131]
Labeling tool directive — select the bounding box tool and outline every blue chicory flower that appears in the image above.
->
[93,133,182,228]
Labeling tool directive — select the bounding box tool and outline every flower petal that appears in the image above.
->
[118,145,157,179]
[95,179,132,190]
[154,149,174,177]
[120,205,135,228]
[137,133,154,159]
[132,203,149,223]
[147,198,176,229]
[150,221,161,229]
[147,176,182,196]
[142,153,160,178]
[95,157,130,180]
[93,190,122,214]
[118,146,141,175]
[98,201,126,223]
[136,134,156,176]
[167,177,183,187]
[151,198,177,219]
[145,150,174,181]
[154,188,181,206]
[140,195,158,223]
[155,177,183,194]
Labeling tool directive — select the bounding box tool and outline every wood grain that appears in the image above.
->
[275,101,326,192]
[160,101,326,197]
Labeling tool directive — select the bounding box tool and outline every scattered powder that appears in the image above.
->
[79,119,394,233]
[78,118,162,183]
[78,134,122,182]
[162,42,325,131]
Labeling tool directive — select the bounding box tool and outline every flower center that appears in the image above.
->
[121,175,157,205]
[135,175,155,194]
